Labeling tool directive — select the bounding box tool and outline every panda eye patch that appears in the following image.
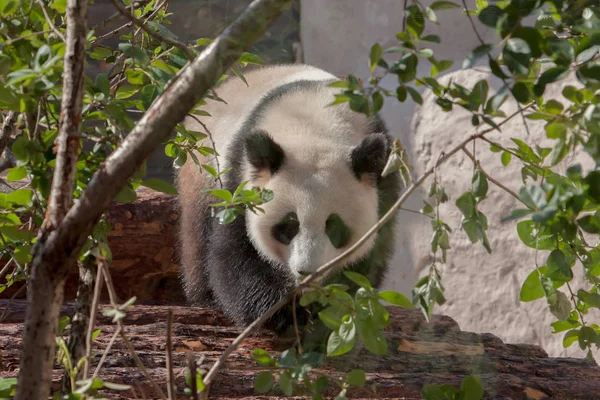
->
[326,214,351,249]
[272,212,299,245]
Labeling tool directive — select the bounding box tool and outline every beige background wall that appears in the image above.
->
[300,0,598,359]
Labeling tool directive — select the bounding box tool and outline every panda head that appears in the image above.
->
[241,106,389,281]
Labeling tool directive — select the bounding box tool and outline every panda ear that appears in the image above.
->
[244,130,285,179]
[350,133,389,186]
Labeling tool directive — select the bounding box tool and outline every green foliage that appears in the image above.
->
[253,272,412,397]
[422,375,484,400]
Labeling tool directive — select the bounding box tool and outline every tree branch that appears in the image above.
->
[36,0,66,42]
[15,0,87,398]
[45,0,86,230]
[0,112,17,160]
[109,0,195,61]
[15,1,294,398]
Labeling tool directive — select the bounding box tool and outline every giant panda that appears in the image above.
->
[176,64,401,332]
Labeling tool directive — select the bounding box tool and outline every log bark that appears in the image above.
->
[1,299,599,399]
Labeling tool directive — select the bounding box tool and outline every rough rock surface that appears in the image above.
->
[399,68,600,360]
[2,299,600,399]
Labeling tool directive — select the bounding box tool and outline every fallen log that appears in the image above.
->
[1,299,599,399]
[1,188,186,304]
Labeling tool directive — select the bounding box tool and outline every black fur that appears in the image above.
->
[350,133,389,185]
[181,78,401,333]
[244,130,285,177]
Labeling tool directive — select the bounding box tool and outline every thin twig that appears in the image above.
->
[109,0,195,61]
[83,262,104,380]
[291,294,303,355]
[36,0,65,41]
[166,309,175,400]
[92,326,122,378]
[3,29,52,46]
[187,113,223,188]
[0,284,26,322]
[188,353,199,400]
[460,146,522,204]
[102,264,167,399]
[202,105,527,387]
[0,112,17,159]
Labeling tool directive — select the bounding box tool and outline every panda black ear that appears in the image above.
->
[244,130,285,178]
[350,133,389,186]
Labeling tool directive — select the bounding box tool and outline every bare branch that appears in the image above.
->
[101,263,167,399]
[109,0,195,61]
[45,0,87,230]
[201,106,528,387]
[0,112,17,160]
[166,309,175,400]
[460,146,523,204]
[36,0,66,42]
[82,262,103,380]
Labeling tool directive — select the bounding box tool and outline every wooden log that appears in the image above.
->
[0,188,185,304]
[1,299,599,399]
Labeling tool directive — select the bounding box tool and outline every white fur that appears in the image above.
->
[184,64,380,279]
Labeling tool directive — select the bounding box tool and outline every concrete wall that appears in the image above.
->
[300,0,598,359]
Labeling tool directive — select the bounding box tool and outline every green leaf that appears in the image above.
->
[140,179,177,195]
[430,1,460,10]
[6,166,27,182]
[327,318,356,356]
[343,271,371,289]
[546,249,573,282]
[520,267,547,302]
[406,86,423,105]
[534,67,569,97]
[369,43,383,71]
[279,371,294,396]
[114,186,137,203]
[511,82,530,103]
[356,319,388,355]
[463,44,492,68]
[346,369,366,387]
[319,305,348,331]
[549,291,571,322]
[501,151,511,166]
[503,38,531,75]
[578,326,600,350]
[546,38,574,64]
[456,191,476,218]
[14,245,32,264]
[395,54,418,83]
[255,372,273,394]
[431,59,453,77]
[116,85,140,99]
[472,168,488,199]
[118,43,149,64]
[299,289,320,306]
[478,6,505,28]
[215,208,241,225]
[578,212,600,233]
[563,329,579,348]
[0,377,17,397]
[460,376,484,400]
[378,290,414,308]
[252,349,274,366]
[577,289,600,309]
[7,189,33,206]
[209,189,233,203]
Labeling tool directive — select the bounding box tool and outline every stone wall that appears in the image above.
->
[300,0,599,359]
